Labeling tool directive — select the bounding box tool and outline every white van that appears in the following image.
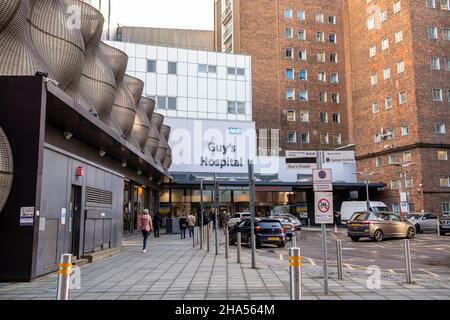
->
[340,201,390,224]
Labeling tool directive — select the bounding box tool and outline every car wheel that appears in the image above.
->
[373,229,384,242]
[440,231,446,236]
[415,224,421,234]
[406,227,415,239]
[350,236,360,242]
[277,242,286,248]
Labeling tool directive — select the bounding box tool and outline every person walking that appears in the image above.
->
[187,211,196,237]
[139,209,153,253]
[153,211,162,237]
[179,212,187,239]
[222,210,230,228]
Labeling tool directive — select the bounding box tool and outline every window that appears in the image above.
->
[436,123,446,134]
[403,152,412,162]
[395,30,403,43]
[392,204,400,213]
[441,0,450,10]
[444,28,450,40]
[299,69,307,80]
[393,0,401,13]
[391,180,399,189]
[299,49,307,60]
[389,154,396,164]
[198,64,207,72]
[368,18,375,30]
[332,133,342,145]
[147,59,156,72]
[157,96,166,109]
[369,45,377,58]
[317,52,325,62]
[445,58,450,71]
[399,91,407,104]
[433,88,443,101]
[227,67,236,75]
[157,97,177,110]
[401,125,409,136]
[372,101,379,113]
[320,133,329,144]
[329,33,337,43]
[397,60,405,73]
[301,132,310,144]
[331,93,340,103]
[330,52,337,63]
[227,101,245,114]
[384,67,391,80]
[427,0,436,8]
[167,97,177,110]
[286,88,295,100]
[316,13,324,23]
[284,8,292,18]
[287,109,296,121]
[371,73,378,86]
[168,62,177,74]
[208,65,217,73]
[299,90,308,101]
[285,48,293,59]
[320,112,328,123]
[382,37,389,51]
[381,10,388,21]
[437,150,448,160]
[285,27,293,38]
[318,71,326,82]
[298,29,306,40]
[287,131,297,143]
[408,203,416,213]
[319,92,327,103]
[376,157,383,167]
[316,32,324,42]
[330,72,339,83]
[297,10,305,20]
[237,102,245,114]
[300,110,309,122]
[385,96,393,109]
[443,203,450,215]
[428,26,438,39]
[236,68,245,76]
[329,15,336,24]
[332,112,341,124]
[286,68,294,80]
[440,177,450,187]
[431,57,440,70]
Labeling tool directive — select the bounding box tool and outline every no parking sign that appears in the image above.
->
[315,192,333,224]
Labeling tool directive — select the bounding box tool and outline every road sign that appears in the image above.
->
[315,192,334,224]
[313,168,333,191]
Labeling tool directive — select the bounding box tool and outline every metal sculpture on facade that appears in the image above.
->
[0,127,13,214]
[123,75,147,150]
[160,125,172,170]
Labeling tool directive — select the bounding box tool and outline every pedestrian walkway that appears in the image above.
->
[0,231,449,300]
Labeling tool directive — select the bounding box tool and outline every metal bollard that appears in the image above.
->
[196,227,200,245]
[289,247,302,300]
[207,223,210,252]
[404,239,413,284]
[225,225,229,259]
[291,232,297,248]
[437,219,441,237]
[193,227,196,248]
[237,232,241,264]
[336,239,343,280]
[56,254,73,300]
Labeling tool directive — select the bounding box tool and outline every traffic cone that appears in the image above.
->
[333,223,338,234]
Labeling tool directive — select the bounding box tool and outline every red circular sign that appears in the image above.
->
[317,198,330,213]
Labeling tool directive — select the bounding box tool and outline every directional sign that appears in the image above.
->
[313,168,333,191]
[315,192,334,224]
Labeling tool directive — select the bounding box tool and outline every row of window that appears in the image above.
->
[286,89,340,103]
[425,0,450,10]
[287,131,342,145]
[152,97,246,115]
[146,60,246,76]
[376,150,448,170]
[285,48,338,63]
[391,203,450,215]
[285,28,337,43]
[285,69,339,83]
[284,8,337,24]
[393,177,450,189]
[286,109,341,124]
[374,123,447,144]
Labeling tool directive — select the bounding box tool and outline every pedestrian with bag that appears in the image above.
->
[139,209,153,253]
[179,211,188,239]
[187,211,196,237]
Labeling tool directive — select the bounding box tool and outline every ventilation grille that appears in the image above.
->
[86,187,112,206]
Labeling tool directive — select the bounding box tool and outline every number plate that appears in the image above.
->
[268,237,279,241]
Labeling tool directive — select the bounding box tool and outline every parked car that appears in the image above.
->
[439,217,450,236]
[407,212,438,233]
[227,212,251,228]
[347,211,415,242]
[229,218,286,248]
[269,217,296,239]
[272,213,302,230]
[340,201,390,224]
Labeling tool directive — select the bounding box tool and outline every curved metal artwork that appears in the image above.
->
[154,134,168,167]
[0,127,13,214]
[0,0,47,76]
[160,125,172,170]
[123,75,145,148]
[151,113,165,131]
[139,96,155,121]
[28,0,85,90]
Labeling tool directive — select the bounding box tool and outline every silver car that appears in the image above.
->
[407,213,438,233]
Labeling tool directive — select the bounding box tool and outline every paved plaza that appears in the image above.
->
[0,230,449,300]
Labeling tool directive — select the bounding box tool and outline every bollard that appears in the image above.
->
[251,233,257,269]
[404,239,413,284]
[56,254,73,300]
[193,227,196,248]
[289,247,302,300]
[207,223,210,252]
[291,232,297,248]
[237,232,241,264]
[437,219,441,237]
[196,227,200,245]
[225,225,229,259]
[336,239,343,280]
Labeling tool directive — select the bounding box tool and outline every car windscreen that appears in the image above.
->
[242,213,251,217]
[372,206,390,212]
[232,214,241,219]
[351,212,370,221]
[258,221,281,228]
[406,214,420,219]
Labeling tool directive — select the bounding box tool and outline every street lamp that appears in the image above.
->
[353,171,380,212]
[390,162,418,216]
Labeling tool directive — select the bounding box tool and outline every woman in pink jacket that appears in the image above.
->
[139,209,153,253]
